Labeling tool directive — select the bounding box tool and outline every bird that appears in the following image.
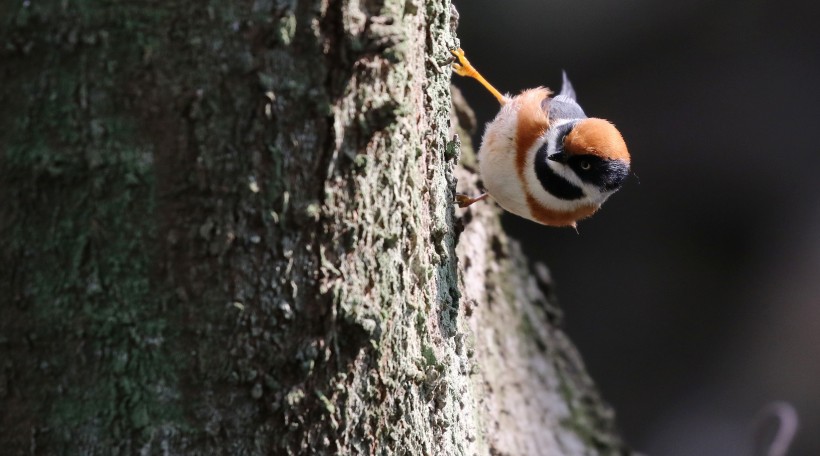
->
[450,48,631,228]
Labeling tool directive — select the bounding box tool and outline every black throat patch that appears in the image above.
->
[534,141,585,201]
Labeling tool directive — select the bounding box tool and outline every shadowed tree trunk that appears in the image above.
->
[1,1,629,454]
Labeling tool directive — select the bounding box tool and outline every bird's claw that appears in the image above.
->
[450,48,474,77]
[455,192,488,208]
[455,194,472,207]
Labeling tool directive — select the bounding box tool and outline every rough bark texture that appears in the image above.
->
[1,1,628,454]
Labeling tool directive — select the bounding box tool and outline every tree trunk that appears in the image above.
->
[1,1,628,454]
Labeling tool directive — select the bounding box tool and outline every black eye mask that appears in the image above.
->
[567,155,630,191]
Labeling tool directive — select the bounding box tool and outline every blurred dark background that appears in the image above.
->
[453,0,820,454]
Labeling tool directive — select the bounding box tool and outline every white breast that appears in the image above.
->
[477,104,533,219]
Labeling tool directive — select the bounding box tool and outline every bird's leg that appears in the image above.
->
[455,192,489,208]
[450,49,507,105]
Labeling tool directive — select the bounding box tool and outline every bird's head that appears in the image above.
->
[548,118,630,195]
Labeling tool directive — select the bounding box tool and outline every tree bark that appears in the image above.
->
[1,1,628,454]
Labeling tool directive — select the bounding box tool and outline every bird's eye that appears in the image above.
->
[580,161,591,170]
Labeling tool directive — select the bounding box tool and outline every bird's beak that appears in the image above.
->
[548,152,567,163]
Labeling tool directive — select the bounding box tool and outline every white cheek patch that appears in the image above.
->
[545,159,585,188]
